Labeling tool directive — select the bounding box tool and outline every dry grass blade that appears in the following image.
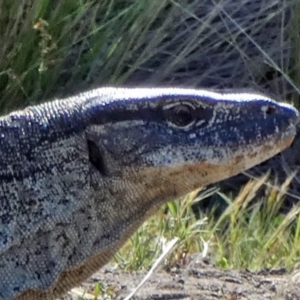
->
[123,238,179,300]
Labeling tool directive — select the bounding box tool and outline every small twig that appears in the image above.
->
[124,237,179,300]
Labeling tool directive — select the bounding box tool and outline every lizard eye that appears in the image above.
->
[165,104,195,128]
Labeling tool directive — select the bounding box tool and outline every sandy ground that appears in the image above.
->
[61,256,300,300]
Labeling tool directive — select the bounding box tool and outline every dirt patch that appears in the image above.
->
[62,256,300,300]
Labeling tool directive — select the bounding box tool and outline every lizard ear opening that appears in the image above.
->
[87,140,108,176]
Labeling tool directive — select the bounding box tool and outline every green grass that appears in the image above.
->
[115,175,300,272]
[1,0,300,295]
[114,189,213,270]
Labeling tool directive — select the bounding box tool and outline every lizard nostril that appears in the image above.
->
[265,105,278,115]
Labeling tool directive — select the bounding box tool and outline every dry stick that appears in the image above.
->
[124,237,179,300]
[68,287,94,299]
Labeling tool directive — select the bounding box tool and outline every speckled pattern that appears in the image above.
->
[0,88,297,299]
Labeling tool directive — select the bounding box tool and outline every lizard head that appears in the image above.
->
[4,88,298,300]
[86,88,298,201]
[4,88,297,300]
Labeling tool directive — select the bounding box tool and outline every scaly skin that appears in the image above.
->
[0,88,297,300]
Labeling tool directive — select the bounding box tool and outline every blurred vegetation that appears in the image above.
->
[0,0,298,111]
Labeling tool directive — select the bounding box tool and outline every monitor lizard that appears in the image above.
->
[0,87,298,300]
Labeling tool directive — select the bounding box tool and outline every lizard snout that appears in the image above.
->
[262,102,299,123]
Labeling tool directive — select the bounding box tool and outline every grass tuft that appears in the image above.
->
[116,175,300,271]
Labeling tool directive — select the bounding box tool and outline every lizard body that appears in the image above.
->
[0,88,297,299]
